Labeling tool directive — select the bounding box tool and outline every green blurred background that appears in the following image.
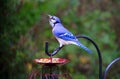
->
[0,0,120,79]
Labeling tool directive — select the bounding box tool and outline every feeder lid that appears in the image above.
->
[34,58,69,65]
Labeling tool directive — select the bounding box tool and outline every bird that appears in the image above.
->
[48,15,92,53]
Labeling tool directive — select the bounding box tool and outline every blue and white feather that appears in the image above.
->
[48,15,92,53]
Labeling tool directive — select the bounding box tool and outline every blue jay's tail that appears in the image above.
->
[75,41,92,54]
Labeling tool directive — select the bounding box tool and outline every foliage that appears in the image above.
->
[0,0,120,79]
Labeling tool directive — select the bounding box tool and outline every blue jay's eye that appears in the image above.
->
[50,16,55,20]
[52,18,55,20]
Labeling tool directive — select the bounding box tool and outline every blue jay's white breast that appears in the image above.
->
[56,37,77,47]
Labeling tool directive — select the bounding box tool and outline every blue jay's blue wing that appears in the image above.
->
[57,32,77,41]
[52,25,77,41]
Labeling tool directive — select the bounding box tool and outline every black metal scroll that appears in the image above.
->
[45,41,64,56]
[103,57,120,79]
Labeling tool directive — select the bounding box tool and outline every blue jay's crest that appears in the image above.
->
[48,15,61,28]
[48,15,92,54]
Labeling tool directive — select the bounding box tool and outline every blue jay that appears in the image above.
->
[48,15,92,53]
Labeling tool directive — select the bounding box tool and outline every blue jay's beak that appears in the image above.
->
[48,15,52,18]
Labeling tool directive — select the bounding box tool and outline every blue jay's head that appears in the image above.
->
[48,15,61,28]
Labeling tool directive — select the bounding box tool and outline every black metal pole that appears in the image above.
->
[103,57,120,79]
[76,35,103,79]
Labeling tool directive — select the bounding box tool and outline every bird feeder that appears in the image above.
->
[28,42,71,79]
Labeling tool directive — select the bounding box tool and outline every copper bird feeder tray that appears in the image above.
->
[34,58,69,66]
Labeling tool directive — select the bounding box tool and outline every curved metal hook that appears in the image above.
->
[45,41,64,56]
[76,35,103,79]
[103,57,120,79]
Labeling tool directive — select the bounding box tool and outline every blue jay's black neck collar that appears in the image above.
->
[53,21,60,27]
